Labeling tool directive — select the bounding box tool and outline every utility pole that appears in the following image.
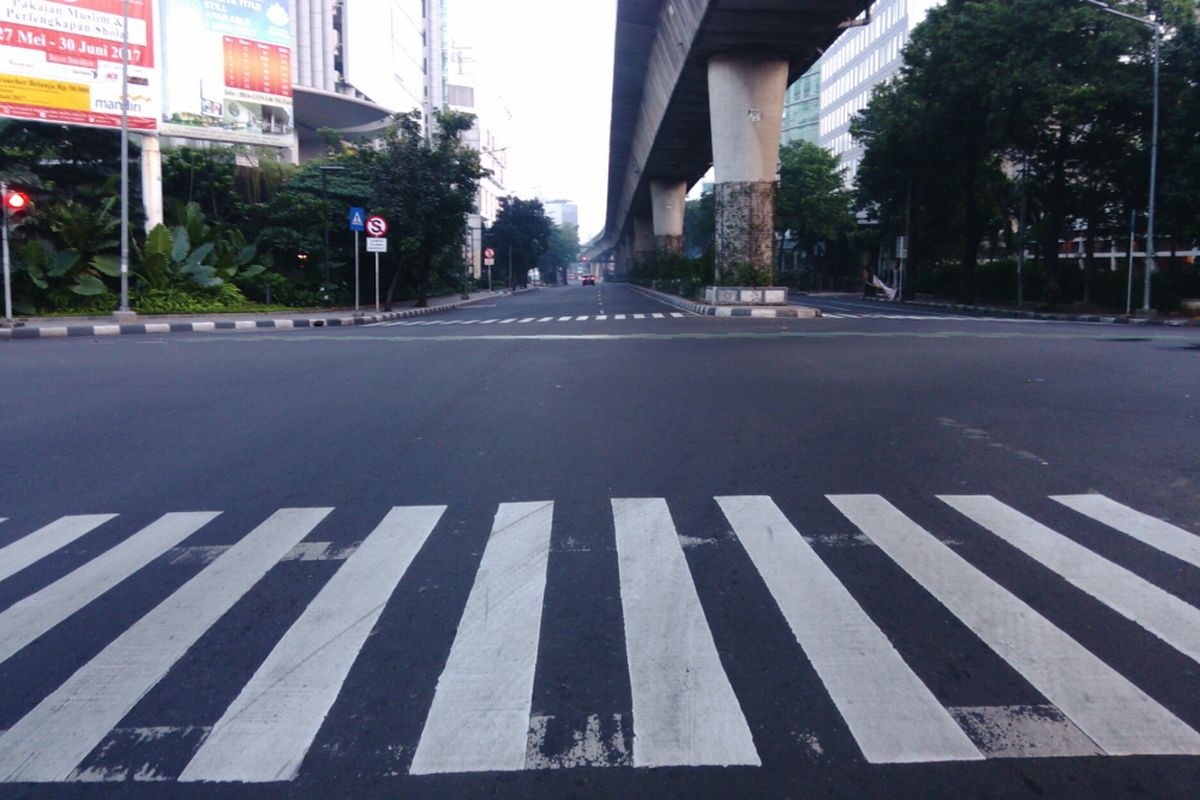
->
[1126,207,1136,316]
[1081,0,1160,314]
[1016,156,1029,307]
[117,0,132,320]
[1145,19,1160,313]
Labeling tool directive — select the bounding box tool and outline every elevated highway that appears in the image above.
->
[589,1,870,278]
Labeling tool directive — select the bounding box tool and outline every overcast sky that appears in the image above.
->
[446,0,617,241]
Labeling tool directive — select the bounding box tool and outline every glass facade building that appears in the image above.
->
[782,64,821,145]
[818,0,940,182]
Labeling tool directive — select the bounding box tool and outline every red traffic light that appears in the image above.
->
[4,190,30,213]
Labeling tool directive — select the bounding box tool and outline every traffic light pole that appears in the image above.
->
[1,181,12,324]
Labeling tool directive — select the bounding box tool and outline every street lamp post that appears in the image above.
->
[319,165,346,302]
[118,0,131,318]
[1081,0,1160,314]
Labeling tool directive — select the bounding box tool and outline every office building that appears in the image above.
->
[446,43,512,279]
[542,200,580,229]
[818,0,940,181]
[292,0,445,159]
[782,64,821,145]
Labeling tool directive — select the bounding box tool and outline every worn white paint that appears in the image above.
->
[1052,495,1200,570]
[409,502,554,775]
[0,515,116,584]
[829,495,1200,756]
[948,705,1103,759]
[180,506,445,783]
[717,496,980,763]
[0,513,220,666]
[942,495,1200,665]
[612,498,760,768]
[0,508,331,782]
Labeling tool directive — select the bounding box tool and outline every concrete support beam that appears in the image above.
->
[650,179,687,254]
[707,53,788,282]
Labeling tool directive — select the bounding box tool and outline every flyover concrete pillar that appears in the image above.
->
[633,216,655,264]
[650,179,687,254]
[707,53,788,283]
[618,231,635,276]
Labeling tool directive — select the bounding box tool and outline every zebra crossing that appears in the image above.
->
[1,492,1199,783]
[372,312,688,326]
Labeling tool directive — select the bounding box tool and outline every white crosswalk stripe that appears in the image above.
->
[718,497,980,763]
[0,514,116,584]
[1,492,1198,782]
[1052,494,1200,570]
[410,502,554,774]
[0,508,332,782]
[830,495,1200,756]
[373,313,694,327]
[0,512,220,667]
[942,495,1200,665]
[613,498,759,767]
[180,506,445,783]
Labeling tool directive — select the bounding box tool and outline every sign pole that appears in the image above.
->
[2,181,12,324]
[354,231,360,311]
[375,253,381,314]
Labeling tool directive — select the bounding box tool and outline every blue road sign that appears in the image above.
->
[349,207,366,232]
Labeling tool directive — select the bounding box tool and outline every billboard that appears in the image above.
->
[0,0,158,130]
[160,0,293,147]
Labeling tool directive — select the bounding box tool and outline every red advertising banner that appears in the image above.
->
[0,0,158,130]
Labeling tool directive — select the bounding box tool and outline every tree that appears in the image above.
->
[683,192,716,260]
[776,141,855,285]
[488,197,554,288]
[537,223,580,285]
[853,0,1195,307]
[352,110,485,308]
[256,157,373,303]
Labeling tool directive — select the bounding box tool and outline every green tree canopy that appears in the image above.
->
[777,141,855,252]
[537,223,580,285]
[853,0,1198,307]
[488,196,554,288]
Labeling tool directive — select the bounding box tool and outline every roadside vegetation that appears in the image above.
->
[0,110,572,316]
[630,0,1198,314]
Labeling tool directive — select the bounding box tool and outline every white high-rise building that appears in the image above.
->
[292,0,445,159]
[542,200,579,229]
[818,0,941,182]
[446,43,512,279]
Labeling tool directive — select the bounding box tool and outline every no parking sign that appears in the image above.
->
[366,216,388,237]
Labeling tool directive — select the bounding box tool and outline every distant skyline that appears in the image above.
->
[446,0,617,241]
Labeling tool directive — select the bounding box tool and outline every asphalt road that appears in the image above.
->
[2,283,1199,799]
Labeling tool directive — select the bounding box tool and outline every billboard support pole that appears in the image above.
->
[117,0,132,319]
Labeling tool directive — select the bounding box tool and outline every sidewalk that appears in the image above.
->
[0,289,530,341]
[857,294,1200,327]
